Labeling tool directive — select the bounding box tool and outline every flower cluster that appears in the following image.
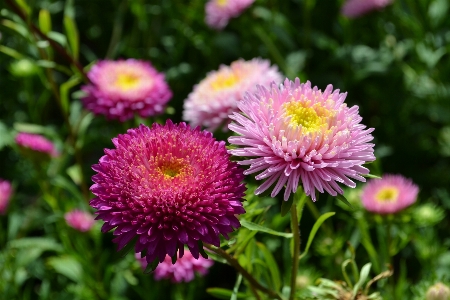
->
[228,78,376,201]
[65,209,95,232]
[205,0,255,30]
[341,0,392,18]
[0,179,12,215]
[90,121,246,264]
[183,58,282,132]
[15,132,59,157]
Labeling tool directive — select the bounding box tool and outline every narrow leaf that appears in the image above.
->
[231,274,243,300]
[47,256,83,282]
[256,242,281,291]
[362,174,382,179]
[206,288,248,299]
[143,258,159,274]
[299,212,336,259]
[60,76,81,115]
[0,45,24,59]
[39,9,52,34]
[336,194,354,209]
[352,263,372,297]
[64,15,79,60]
[240,220,293,238]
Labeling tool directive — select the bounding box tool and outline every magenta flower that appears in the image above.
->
[341,0,392,18]
[0,179,12,215]
[361,174,418,214]
[205,0,255,30]
[228,78,375,202]
[15,132,59,157]
[183,58,282,132]
[90,121,246,264]
[65,209,95,232]
[136,249,214,283]
[81,59,172,122]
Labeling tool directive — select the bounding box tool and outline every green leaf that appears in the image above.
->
[39,9,52,34]
[336,194,354,209]
[67,165,82,185]
[60,76,82,115]
[299,212,336,260]
[281,193,294,217]
[143,258,160,274]
[0,121,14,150]
[231,274,243,300]
[240,220,293,238]
[256,242,281,291]
[47,256,83,282]
[352,263,372,297]
[9,237,63,253]
[47,31,67,47]
[0,45,24,60]
[362,173,382,179]
[64,15,79,60]
[206,288,248,299]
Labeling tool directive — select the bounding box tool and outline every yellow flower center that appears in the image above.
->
[375,187,399,202]
[282,100,334,134]
[217,0,228,6]
[158,157,191,180]
[211,74,239,91]
[115,73,141,90]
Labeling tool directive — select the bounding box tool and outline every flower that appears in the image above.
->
[341,0,392,18]
[183,58,282,132]
[90,121,246,265]
[65,209,95,232]
[81,59,172,122]
[205,0,255,30]
[136,249,214,283]
[15,132,59,157]
[228,78,375,201]
[361,174,418,214]
[0,179,12,214]
[426,282,450,300]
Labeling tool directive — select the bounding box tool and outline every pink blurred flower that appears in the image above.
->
[81,59,172,122]
[0,179,12,214]
[361,174,418,214]
[65,209,95,232]
[205,0,255,30]
[341,0,392,18]
[15,132,59,157]
[183,58,282,132]
[136,249,214,283]
[90,120,246,265]
[228,78,375,202]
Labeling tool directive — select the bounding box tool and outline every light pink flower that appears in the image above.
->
[81,59,172,122]
[15,132,59,157]
[136,249,214,283]
[361,174,418,214]
[341,0,392,18]
[65,209,95,232]
[0,179,12,214]
[205,0,255,30]
[183,58,282,132]
[228,78,376,202]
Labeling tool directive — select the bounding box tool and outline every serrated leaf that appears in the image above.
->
[47,256,83,282]
[336,194,354,209]
[39,9,52,34]
[240,220,293,238]
[299,212,336,260]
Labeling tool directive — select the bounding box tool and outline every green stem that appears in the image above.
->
[289,202,300,300]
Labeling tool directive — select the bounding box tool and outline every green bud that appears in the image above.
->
[413,204,445,227]
[9,59,39,77]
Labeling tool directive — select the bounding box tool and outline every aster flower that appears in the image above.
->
[341,0,392,18]
[65,209,95,232]
[81,59,172,122]
[228,78,375,202]
[15,132,59,157]
[90,120,246,265]
[183,58,282,132]
[361,174,418,214]
[0,179,12,215]
[136,249,214,283]
[205,0,255,30]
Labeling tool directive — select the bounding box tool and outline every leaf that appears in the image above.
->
[231,274,243,300]
[352,263,372,298]
[0,45,24,60]
[336,194,354,209]
[0,121,14,150]
[39,9,52,34]
[299,212,336,260]
[64,15,79,60]
[60,76,82,115]
[67,165,82,185]
[9,237,63,253]
[240,220,293,238]
[47,256,83,282]
[281,193,294,217]
[206,288,248,299]
[362,173,382,179]
[256,242,281,291]
[47,31,67,47]
[143,258,160,274]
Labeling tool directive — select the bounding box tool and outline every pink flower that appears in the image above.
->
[65,209,95,232]
[90,120,246,265]
[15,132,59,157]
[341,0,392,18]
[81,59,172,122]
[0,179,12,214]
[205,0,255,30]
[228,78,375,202]
[183,58,282,132]
[361,174,418,214]
[136,249,214,283]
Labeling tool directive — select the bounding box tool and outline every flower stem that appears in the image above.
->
[289,202,300,300]
[204,244,283,300]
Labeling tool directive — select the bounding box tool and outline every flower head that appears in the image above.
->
[361,174,418,214]
[0,179,12,214]
[183,58,282,132]
[426,282,450,300]
[205,0,255,30]
[15,132,59,157]
[341,0,392,18]
[90,121,246,264]
[136,249,214,283]
[82,59,172,122]
[228,78,375,202]
[65,209,95,232]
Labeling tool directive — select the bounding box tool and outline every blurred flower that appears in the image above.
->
[361,174,418,214]
[136,249,214,283]
[90,121,246,265]
[65,209,95,232]
[183,58,282,132]
[81,59,172,122]
[0,179,12,215]
[205,0,255,30]
[15,132,59,157]
[228,78,375,201]
[426,282,450,300]
[341,0,392,18]
[412,203,445,227]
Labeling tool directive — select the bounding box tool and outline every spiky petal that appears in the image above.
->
[65,209,95,232]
